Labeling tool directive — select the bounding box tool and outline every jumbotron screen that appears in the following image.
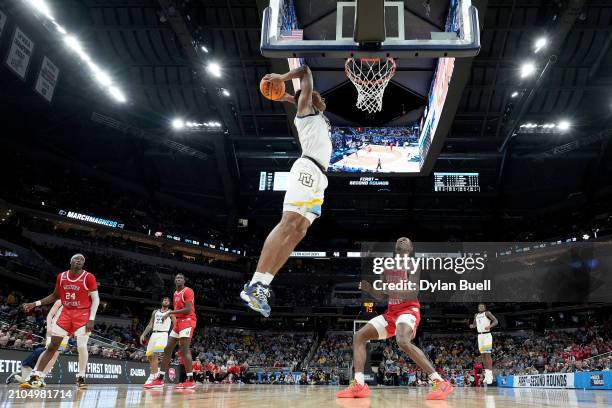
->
[328,125,421,173]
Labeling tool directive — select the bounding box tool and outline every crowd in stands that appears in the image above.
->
[1,280,611,386]
[191,327,312,369]
[306,321,612,386]
[494,326,612,375]
[0,288,141,360]
[1,229,612,386]
[1,227,324,309]
[310,333,352,368]
[15,217,249,273]
[4,153,246,256]
[0,286,315,372]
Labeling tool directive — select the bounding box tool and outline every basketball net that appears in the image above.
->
[345,57,397,114]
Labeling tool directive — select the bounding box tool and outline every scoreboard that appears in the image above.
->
[434,172,480,192]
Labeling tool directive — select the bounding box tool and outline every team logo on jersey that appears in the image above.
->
[298,172,314,187]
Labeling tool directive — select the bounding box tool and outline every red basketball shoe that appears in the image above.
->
[336,380,371,398]
[176,378,196,389]
[426,379,454,400]
[143,378,164,389]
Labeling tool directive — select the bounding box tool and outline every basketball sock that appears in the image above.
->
[429,372,443,382]
[22,367,32,380]
[251,272,274,286]
[187,372,193,381]
[354,372,365,385]
[77,344,88,377]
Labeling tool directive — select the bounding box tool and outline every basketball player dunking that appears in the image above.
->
[337,238,454,400]
[141,297,175,387]
[241,64,331,317]
[146,273,197,389]
[469,303,498,384]
[21,253,99,389]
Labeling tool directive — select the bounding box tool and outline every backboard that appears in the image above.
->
[261,0,480,58]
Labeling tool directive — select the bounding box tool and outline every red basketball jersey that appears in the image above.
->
[55,270,97,310]
[173,286,196,319]
[383,268,420,309]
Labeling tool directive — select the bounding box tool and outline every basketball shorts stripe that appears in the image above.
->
[478,333,493,354]
[146,332,169,356]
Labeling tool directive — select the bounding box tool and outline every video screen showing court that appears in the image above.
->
[328,125,421,173]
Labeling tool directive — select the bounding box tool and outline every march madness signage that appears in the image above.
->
[514,373,574,388]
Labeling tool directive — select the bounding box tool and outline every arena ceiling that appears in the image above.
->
[1,0,612,241]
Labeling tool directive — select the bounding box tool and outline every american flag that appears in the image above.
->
[280,29,303,40]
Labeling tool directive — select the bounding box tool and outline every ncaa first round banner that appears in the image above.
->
[0,349,178,384]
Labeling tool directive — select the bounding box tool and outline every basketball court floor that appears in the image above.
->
[0,384,609,407]
[330,144,420,173]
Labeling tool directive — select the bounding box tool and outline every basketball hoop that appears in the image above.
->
[345,57,396,114]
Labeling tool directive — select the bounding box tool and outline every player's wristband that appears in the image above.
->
[35,301,41,307]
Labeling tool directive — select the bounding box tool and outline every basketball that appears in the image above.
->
[260,78,285,101]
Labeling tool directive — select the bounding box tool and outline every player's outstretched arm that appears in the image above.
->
[140,310,156,344]
[469,314,476,328]
[22,288,60,312]
[166,302,192,317]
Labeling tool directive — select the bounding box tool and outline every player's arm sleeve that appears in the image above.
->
[46,300,62,327]
[89,290,100,320]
